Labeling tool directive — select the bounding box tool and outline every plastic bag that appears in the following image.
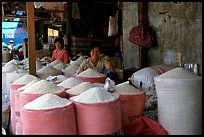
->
[46,75,57,82]
[104,77,115,93]
[2,127,7,135]
[72,2,81,19]
[131,64,177,90]
[123,116,168,135]
[108,11,118,37]
[34,2,45,9]
[2,89,10,131]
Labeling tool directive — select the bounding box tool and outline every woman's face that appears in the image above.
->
[90,47,100,59]
[55,42,62,50]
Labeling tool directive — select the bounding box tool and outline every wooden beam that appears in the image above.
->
[138,2,148,25]
[26,2,36,76]
[139,46,148,69]
[3,7,66,13]
[18,2,26,8]
[4,14,49,21]
[138,2,149,69]
[2,4,4,21]
[35,9,66,13]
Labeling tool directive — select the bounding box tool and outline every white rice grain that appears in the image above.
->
[71,87,118,103]
[23,93,70,110]
[21,80,64,94]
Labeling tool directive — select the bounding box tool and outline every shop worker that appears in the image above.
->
[50,37,69,63]
[22,38,28,59]
[7,40,14,51]
[76,41,115,80]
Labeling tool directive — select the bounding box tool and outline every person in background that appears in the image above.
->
[7,40,17,59]
[22,38,28,59]
[50,37,69,63]
[7,40,14,51]
[16,45,24,60]
[75,41,115,80]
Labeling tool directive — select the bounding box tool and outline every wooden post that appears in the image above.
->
[67,2,72,56]
[2,4,4,21]
[138,2,148,69]
[26,2,36,76]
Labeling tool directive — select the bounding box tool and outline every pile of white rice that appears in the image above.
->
[7,68,28,74]
[57,77,81,89]
[53,63,67,71]
[48,60,65,67]
[21,80,64,94]
[66,82,94,95]
[17,80,40,92]
[37,66,62,79]
[23,93,70,110]
[37,65,62,74]
[73,56,86,65]
[2,63,21,73]
[54,75,69,83]
[77,68,105,78]
[36,60,43,71]
[92,83,105,87]
[157,67,200,79]
[62,63,80,77]
[3,59,20,67]
[71,87,118,103]
[12,74,41,85]
[114,82,142,95]
[20,58,28,64]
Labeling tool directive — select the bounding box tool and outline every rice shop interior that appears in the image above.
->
[2,2,202,135]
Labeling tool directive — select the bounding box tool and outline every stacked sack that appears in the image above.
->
[131,64,177,110]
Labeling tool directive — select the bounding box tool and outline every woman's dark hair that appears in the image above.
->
[88,41,102,53]
[23,38,28,42]
[54,37,64,48]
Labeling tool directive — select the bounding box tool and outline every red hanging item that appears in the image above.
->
[128,23,154,48]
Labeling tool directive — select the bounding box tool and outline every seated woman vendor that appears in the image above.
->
[50,37,69,63]
[75,41,115,80]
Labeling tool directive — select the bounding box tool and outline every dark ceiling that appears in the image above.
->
[2,2,61,22]
[2,2,117,22]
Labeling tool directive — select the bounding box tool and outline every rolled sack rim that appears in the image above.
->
[75,75,107,83]
[118,92,146,101]
[66,92,78,97]
[10,83,26,87]
[116,91,145,96]
[76,75,107,79]
[19,90,66,96]
[57,86,70,91]
[154,77,202,85]
[21,101,74,113]
[15,89,25,93]
[69,94,120,106]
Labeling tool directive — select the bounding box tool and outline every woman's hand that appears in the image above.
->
[105,62,114,72]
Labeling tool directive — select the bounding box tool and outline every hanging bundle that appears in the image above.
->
[128,23,154,48]
[72,2,81,19]
[108,11,119,37]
